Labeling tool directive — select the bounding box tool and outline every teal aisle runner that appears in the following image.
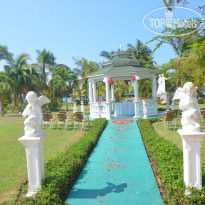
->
[66,118,163,205]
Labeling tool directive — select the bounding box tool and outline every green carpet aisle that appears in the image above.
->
[66,118,163,205]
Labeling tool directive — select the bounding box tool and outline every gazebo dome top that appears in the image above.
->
[88,50,158,79]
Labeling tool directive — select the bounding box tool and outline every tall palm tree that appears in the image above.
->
[0,72,9,116]
[49,64,77,111]
[73,88,86,101]
[36,49,55,74]
[0,45,13,62]
[127,39,153,61]
[115,81,127,100]
[0,46,13,116]
[127,40,156,68]
[73,57,100,103]
[5,54,41,112]
[100,50,116,60]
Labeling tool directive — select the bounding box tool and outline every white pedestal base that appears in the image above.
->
[178,130,205,193]
[18,134,47,197]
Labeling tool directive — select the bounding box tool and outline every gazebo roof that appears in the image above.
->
[88,50,158,78]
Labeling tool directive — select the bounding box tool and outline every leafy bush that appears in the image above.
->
[5,103,27,113]
[138,118,205,204]
[42,98,61,112]
[16,118,107,205]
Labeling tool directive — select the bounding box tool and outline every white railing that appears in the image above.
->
[90,99,158,119]
[90,102,111,119]
[146,99,158,116]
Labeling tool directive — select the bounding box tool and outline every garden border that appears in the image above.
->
[138,118,205,204]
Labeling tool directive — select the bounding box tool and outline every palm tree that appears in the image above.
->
[100,50,116,60]
[5,54,41,112]
[36,49,55,74]
[115,81,126,100]
[73,57,99,103]
[49,64,77,111]
[0,46,13,116]
[73,88,86,101]
[0,72,10,116]
[0,45,13,62]
[127,39,153,62]
[96,81,105,100]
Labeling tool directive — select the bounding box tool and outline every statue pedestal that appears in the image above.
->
[178,130,205,194]
[143,100,148,119]
[133,99,141,118]
[166,96,169,111]
[18,134,47,197]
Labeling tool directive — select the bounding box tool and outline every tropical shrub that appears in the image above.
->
[42,98,61,112]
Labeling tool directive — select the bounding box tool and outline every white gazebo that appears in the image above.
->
[87,50,158,119]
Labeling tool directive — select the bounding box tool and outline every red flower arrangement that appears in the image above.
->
[131,76,135,81]
[108,78,112,83]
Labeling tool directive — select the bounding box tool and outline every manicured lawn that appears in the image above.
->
[0,103,91,204]
[1,102,205,203]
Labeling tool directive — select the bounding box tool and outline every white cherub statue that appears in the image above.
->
[173,82,202,132]
[22,91,50,137]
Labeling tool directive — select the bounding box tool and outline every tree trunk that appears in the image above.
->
[14,94,17,106]
[42,62,45,74]
[65,94,68,111]
[20,93,23,113]
[0,94,4,117]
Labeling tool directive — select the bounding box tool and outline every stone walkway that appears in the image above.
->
[65,117,163,205]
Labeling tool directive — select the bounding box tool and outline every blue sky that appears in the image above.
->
[0,0,203,71]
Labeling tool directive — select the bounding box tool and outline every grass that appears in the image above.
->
[0,103,91,204]
[1,101,205,203]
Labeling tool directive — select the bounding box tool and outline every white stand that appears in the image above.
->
[134,99,141,118]
[97,102,102,118]
[166,96,169,111]
[80,101,84,115]
[105,102,111,119]
[111,101,115,114]
[171,98,175,110]
[143,100,148,119]
[73,102,77,113]
[18,134,47,197]
[178,130,205,194]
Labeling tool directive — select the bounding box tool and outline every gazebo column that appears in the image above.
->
[92,81,97,102]
[133,76,141,118]
[151,76,157,99]
[88,79,94,118]
[151,75,158,116]
[134,76,140,99]
[103,78,110,102]
[103,77,111,119]
[88,79,93,102]
[111,83,115,101]
[111,81,116,113]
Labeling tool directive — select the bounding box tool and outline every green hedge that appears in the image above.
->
[138,118,205,205]
[16,118,107,205]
